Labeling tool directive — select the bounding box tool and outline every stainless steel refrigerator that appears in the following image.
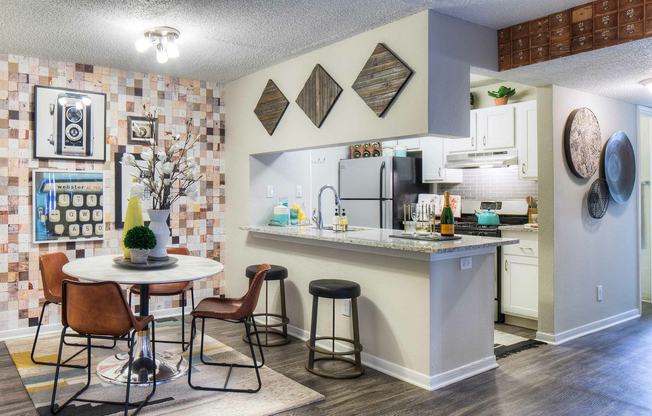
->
[338,156,429,229]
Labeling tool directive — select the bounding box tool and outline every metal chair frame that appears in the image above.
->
[188,316,265,393]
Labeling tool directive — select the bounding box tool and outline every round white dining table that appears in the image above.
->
[62,254,224,386]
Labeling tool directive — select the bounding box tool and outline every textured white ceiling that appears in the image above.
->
[470,73,501,88]
[1,0,592,84]
[472,38,652,108]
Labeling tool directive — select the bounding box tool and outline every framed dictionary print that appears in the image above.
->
[32,170,105,243]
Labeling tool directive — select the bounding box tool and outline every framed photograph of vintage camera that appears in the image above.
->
[127,115,158,145]
[115,152,161,229]
[34,86,107,161]
[32,170,105,244]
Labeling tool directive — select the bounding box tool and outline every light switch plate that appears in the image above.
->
[267,186,274,198]
[461,257,472,270]
[296,186,302,198]
[597,285,603,302]
[342,299,351,317]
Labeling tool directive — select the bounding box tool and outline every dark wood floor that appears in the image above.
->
[3,305,652,415]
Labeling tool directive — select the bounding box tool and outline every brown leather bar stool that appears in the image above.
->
[51,280,156,416]
[32,253,118,369]
[306,279,364,379]
[129,247,194,351]
[188,264,270,393]
[242,264,290,347]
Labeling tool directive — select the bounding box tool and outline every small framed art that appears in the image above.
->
[127,115,158,145]
[34,86,107,161]
[32,170,105,243]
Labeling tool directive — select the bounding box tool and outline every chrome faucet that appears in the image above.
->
[317,185,341,230]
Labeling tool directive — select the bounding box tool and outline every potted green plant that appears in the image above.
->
[123,226,157,263]
[487,86,515,106]
[470,92,474,109]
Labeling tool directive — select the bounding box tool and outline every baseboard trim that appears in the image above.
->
[429,356,498,391]
[0,307,185,343]
[260,317,495,391]
[535,308,640,346]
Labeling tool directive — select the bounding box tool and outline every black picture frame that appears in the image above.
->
[34,85,107,162]
[127,115,158,145]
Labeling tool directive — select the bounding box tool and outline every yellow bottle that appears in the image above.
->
[122,179,144,258]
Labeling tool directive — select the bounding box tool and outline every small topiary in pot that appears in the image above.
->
[123,226,157,263]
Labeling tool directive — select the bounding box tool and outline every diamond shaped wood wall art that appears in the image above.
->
[295,64,343,128]
[352,43,414,117]
[253,79,289,135]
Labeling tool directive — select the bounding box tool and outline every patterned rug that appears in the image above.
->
[494,329,545,360]
[5,318,324,415]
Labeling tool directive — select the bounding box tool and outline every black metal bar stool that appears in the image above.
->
[242,264,291,347]
[305,279,364,379]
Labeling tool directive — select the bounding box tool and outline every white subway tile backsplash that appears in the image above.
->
[437,166,537,201]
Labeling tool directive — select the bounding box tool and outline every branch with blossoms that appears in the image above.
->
[120,105,202,210]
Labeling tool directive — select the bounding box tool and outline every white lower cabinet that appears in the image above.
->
[501,231,538,320]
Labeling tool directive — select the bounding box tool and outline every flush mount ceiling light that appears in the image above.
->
[641,78,652,92]
[135,26,180,64]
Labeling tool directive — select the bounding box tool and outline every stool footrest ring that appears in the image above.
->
[246,313,290,329]
[305,336,363,356]
[305,356,365,379]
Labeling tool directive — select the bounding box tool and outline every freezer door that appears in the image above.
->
[339,156,393,199]
[340,199,393,229]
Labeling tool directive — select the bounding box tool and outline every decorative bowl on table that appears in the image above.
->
[113,256,179,269]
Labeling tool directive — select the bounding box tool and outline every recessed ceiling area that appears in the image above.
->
[1,0,598,84]
[471,38,652,108]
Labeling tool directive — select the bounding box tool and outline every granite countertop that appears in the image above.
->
[241,225,519,255]
[499,225,539,233]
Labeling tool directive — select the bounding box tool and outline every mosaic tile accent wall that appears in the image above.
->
[0,53,226,332]
[437,166,538,201]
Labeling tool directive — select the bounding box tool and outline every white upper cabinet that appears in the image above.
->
[518,101,538,180]
[398,138,420,150]
[445,111,477,154]
[422,137,463,183]
[479,105,515,150]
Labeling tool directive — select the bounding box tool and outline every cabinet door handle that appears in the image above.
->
[483,136,486,145]
[505,260,508,271]
[471,136,475,147]
[438,167,442,177]
[522,163,526,174]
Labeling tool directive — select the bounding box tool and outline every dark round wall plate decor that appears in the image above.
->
[604,131,636,204]
[564,108,602,179]
[587,178,609,219]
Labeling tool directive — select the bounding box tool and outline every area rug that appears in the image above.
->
[5,318,324,415]
[494,329,545,360]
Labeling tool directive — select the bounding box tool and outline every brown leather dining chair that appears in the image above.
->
[129,247,195,351]
[32,252,118,369]
[51,280,156,416]
[188,264,270,393]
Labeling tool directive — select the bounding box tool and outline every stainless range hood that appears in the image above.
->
[445,149,518,169]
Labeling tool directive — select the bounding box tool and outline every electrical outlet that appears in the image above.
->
[296,186,302,198]
[460,257,472,270]
[597,285,603,302]
[267,186,274,198]
[342,299,351,317]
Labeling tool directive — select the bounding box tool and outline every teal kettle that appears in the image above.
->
[475,209,500,226]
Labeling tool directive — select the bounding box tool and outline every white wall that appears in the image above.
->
[642,115,651,303]
[550,85,639,335]
[249,151,311,225]
[310,146,350,217]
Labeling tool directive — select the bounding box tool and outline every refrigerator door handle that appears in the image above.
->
[379,161,386,228]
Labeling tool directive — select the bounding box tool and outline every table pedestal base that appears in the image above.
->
[96,329,189,386]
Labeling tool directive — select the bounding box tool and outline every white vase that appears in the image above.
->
[148,209,170,260]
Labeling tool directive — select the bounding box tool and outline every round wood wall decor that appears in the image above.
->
[564,108,602,179]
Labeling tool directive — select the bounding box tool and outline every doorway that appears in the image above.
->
[640,107,652,304]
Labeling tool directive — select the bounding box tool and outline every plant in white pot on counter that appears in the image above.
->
[123,226,157,264]
[121,106,202,260]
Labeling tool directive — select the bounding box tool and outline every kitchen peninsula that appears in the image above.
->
[241,225,518,390]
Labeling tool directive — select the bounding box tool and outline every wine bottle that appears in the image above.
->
[440,191,455,236]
